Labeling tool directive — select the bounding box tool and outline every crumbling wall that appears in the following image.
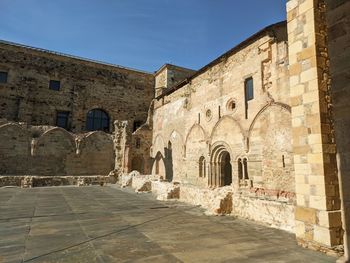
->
[232,188,295,232]
[180,185,233,215]
[0,123,114,178]
[151,181,180,200]
[0,175,109,188]
[129,125,153,175]
[31,127,76,175]
[71,131,114,175]
[248,104,294,192]
[0,123,30,175]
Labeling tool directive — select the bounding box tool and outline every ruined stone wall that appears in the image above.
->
[128,125,153,175]
[0,122,114,176]
[151,22,293,193]
[0,41,154,133]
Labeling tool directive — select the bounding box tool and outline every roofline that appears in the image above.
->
[154,63,196,77]
[0,39,152,75]
[155,20,287,100]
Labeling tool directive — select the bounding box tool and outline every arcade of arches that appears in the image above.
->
[117,1,349,256]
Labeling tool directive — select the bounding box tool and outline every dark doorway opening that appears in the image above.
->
[221,151,232,186]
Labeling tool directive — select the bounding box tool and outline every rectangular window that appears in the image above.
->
[244,77,254,119]
[0,71,8,83]
[245,78,254,101]
[49,80,60,91]
[56,111,69,129]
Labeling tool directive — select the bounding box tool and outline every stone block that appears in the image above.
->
[295,220,306,237]
[295,206,317,224]
[300,67,318,83]
[318,210,342,228]
[297,46,316,61]
[309,195,327,210]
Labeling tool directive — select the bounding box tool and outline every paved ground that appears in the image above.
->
[0,186,336,263]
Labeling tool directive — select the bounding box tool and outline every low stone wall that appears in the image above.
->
[179,185,233,215]
[179,184,295,231]
[121,172,295,232]
[151,181,180,200]
[0,175,110,188]
[131,174,159,192]
[0,123,114,178]
[232,193,295,232]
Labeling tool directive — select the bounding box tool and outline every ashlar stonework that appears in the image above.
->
[0,0,349,260]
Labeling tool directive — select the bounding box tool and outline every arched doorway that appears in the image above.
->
[153,151,166,179]
[164,141,173,182]
[209,144,233,187]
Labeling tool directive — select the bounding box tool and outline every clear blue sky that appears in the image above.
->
[0,0,286,72]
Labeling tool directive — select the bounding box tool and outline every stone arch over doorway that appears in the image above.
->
[209,142,233,187]
[152,151,166,179]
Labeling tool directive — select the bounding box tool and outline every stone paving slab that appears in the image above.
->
[0,186,336,263]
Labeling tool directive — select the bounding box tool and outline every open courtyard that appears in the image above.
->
[0,186,335,263]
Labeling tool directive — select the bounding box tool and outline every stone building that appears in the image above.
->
[0,40,154,133]
[0,0,349,260]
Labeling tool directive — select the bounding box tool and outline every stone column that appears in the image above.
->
[113,120,128,171]
[287,0,342,251]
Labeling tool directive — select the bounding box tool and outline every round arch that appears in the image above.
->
[247,102,291,141]
[209,115,245,144]
[184,123,209,147]
[209,142,234,187]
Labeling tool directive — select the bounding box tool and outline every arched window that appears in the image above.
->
[86,109,109,132]
[199,156,206,177]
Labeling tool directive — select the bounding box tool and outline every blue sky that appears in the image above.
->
[0,0,286,72]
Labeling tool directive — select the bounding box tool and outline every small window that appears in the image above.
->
[56,111,69,129]
[205,109,212,121]
[133,120,142,132]
[0,71,8,83]
[199,156,206,178]
[49,80,60,91]
[238,158,243,180]
[226,99,237,112]
[244,77,254,119]
[245,78,254,101]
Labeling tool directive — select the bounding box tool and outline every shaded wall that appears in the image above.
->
[0,123,114,176]
[326,0,350,259]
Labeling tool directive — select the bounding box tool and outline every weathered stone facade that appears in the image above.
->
[0,40,154,134]
[0,123,114,177]
[0,0,349,258]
